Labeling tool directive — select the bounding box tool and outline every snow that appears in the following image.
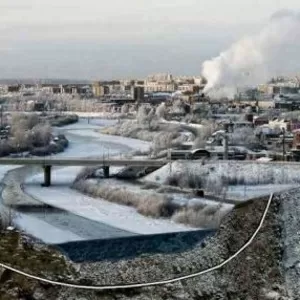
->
[0,165,21,181]
[256,157,273,162]
[58,118,150,153]
[160,119,204,129]
[171,194,234,210]
[14,214,84,244]
[62,111,123,118]
[144,161,300,200]
[25,171,193,235]
[226,184,297,201]
[56,118,117,131]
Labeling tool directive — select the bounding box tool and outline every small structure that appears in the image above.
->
[290,129,300,160]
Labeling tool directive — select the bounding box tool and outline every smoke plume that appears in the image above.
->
[202,10,300,99]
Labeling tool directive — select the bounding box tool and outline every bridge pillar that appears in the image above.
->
[103,166,110,178]
[42,165,52,187]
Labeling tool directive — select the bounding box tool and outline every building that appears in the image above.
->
[274,94,300,111]
[146,73,173,82]
[144,73,176,93]
[131,86,144,101]
[144,81,176,93]
[7,85,21,93]
[92,82,110,97]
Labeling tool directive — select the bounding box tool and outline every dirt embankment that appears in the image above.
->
[1,190,294,299]
[1,166,43,207]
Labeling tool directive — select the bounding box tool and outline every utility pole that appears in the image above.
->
[0,105,3,129]
[224,133,229,160]
[282,128,286,161]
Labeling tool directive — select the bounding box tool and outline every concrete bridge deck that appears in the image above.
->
[0,157,168,167]
[1,157,299,187]
[0,157,168,187]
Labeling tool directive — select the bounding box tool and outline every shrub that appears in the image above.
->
[50,114,79,127]
[165,171,205,190]
[74,167,100,182]
[165,173,181,187]
[31,124,52,147]
[137,196,178,218]
[172,204,227,228]
[29,143,64,156]
[73,180,179,219]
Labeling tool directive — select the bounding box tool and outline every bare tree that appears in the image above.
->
[31,124,52,146]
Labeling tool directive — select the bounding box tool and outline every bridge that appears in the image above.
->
[0,158,168,187]
[0,157,298,187]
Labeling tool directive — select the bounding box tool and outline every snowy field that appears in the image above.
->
[144,161,300,200]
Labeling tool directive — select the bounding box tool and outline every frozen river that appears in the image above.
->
[1,118,191,244]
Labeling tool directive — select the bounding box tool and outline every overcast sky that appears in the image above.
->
[0,0,299,80]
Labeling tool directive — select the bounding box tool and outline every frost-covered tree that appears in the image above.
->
[193,125,215,149]
[152,131,177,154]
[155,103,166,119]
[121,104,129,115]
[31,124,52,147]
[172,99,185,114]
[136,105,148,126]
[230,127,257,146]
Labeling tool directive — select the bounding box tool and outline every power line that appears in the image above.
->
[0,194,273,290]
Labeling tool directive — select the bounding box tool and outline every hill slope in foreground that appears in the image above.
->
[0,189,298,299]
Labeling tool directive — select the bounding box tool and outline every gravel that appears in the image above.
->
[0,189,296,299]
[65,195,287,300]
[280,188,300,299]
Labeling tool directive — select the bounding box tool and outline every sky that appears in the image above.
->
[0,0,299,80]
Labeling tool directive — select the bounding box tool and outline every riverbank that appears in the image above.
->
[0,191,291,299]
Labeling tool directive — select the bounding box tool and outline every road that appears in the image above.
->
[0,157,168,167]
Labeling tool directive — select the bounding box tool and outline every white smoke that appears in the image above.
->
[202,10,300,99]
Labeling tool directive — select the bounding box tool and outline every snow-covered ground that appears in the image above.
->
[171,194,234,211]
[0,165,21,181]
[14,214,84,244]
[144,161,300,200]
[226,184,297,201]
[62,111,123,118]
[87,178,234,211]
[160,119,204,129]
